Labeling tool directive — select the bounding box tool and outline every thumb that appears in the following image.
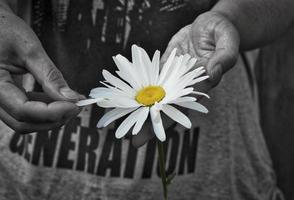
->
[205,43,239,86]
[206,24,239,86]
[25,50,82,102]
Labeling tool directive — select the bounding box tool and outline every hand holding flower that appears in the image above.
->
[161,11,240,94]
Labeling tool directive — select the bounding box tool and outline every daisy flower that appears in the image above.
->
[77,45,209,141]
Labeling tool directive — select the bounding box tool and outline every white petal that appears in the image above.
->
[175,101,209,113]
[194,69,206,77]
[150,106,166,141]
[111,97,140,107]
[132,45,149,86]
[160,56,179,84]
[161,55,184,87]
[151,102,162,123]
[171,73,208,92]
[162,104,192,128]
[89,87,112,96]
[138,46,153,85]
[182,54,191,67]
[157,48,177,84]
[115,70,140,90]
[97,97,140,108]
[175,54,191,77]
[113,55,141,89]
[90,92,126,101]
[177,87,194,97]
[164,68,197,93]
[151,50,160,84]
[169,96,197,103]
[113,54,141,88]
[195,66,205,72]
[89,87,127,99]
[132,107,149,135]
[191,91,210,99]
[162,87,194,103]
[113,54,132,73]
[96,100,120,108]
[99,81,131,98]
[190,75,209,85]
[185,57,197,72]
[102,70,135,96]
[76,98,102,107]
[97,107,138,128]
[115,108,142,138]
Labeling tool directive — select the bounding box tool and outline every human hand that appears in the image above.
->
[161,11,240,93]
[0,9,83,133]
[132,11,240,147]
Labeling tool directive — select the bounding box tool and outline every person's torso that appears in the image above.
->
[0,1,282,199]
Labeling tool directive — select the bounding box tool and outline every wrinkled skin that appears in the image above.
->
[0,8,83,133]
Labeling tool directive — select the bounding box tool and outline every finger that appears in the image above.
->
[0,106,66,133]
[162,25,202,69]
[26,91,54,103]
[0,70,81,123]
[205,23,239,84]
[25,48,82,102]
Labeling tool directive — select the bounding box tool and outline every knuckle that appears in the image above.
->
[25,42,45,60]
[45,67,65,84]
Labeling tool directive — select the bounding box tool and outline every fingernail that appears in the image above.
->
[60,87,80,101]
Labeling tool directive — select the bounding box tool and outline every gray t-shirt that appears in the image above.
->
[0,0,283,199]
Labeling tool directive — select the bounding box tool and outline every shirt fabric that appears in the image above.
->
[0,0,284,199]
[256,26,294,200]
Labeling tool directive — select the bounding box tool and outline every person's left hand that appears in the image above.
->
[132,11,240,147]
[160,11,240,93]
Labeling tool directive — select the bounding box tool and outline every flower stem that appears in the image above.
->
[157,141,168,200]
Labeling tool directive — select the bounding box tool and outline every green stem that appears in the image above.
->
[157,141,168,200]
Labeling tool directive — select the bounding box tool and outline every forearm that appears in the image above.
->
[212,0,294,50]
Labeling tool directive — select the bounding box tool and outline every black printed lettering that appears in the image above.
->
[9,132,25,155]
[76,127,99,174]
[165,125,180,176]
[57,118,80,169]
[31,130,60,166]
[124,141,138,178]
[97,128,122,177]
[142,139,157,178]
[178,127,199,174]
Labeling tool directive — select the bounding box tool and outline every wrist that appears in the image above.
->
[211,4,258,50]
[211,0,294,50]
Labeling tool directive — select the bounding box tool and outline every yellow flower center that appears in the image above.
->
[135,86,166,106]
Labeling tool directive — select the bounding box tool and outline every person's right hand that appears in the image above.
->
[0,8,83,133]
